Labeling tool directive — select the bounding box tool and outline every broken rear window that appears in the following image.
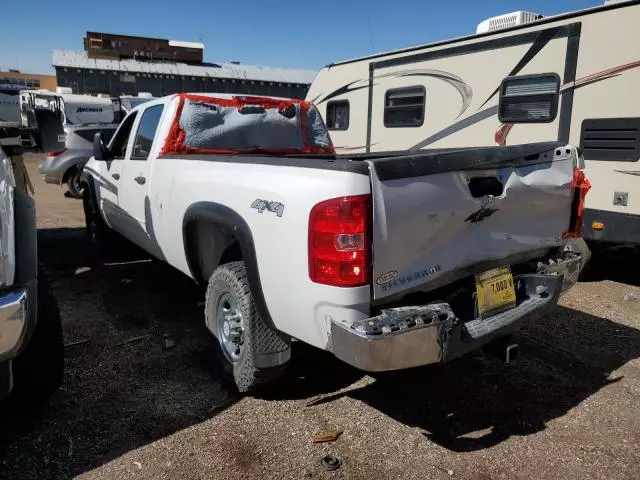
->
[161,94,334,156]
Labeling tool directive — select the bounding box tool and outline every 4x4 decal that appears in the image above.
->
[251,199,284,217]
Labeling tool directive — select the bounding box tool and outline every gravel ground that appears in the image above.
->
[0,153,638,480]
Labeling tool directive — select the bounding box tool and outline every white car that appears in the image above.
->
[81,93,589,392]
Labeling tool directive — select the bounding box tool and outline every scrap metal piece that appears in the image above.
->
[312,430,343,443]
[321,455,342,471]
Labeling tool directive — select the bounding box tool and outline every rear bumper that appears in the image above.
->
[38,158,64,185]
[331,257,579,372]
[582,209,640,246]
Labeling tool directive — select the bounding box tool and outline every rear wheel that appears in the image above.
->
[66,167,84,199]
[205,261,290,392]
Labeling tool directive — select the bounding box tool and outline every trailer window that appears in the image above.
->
[499,74,560,123]
[384,86,425,127]
[326,100,349,130]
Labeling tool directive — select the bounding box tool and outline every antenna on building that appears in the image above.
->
[365,10,375,53]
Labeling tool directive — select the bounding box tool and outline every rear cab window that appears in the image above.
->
[160,94,334,156]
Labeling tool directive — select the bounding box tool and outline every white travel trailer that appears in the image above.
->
[19,90,116,151]
[307,0,640,247]
[20,90,116,128]
[19,90,153,151]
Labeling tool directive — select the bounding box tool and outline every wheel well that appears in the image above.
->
[184,219,243,283]
[219,242,242,265]
[61,164,80,184]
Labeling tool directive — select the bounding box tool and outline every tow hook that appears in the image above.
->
[505,344,519,364]
[482,337,519,364]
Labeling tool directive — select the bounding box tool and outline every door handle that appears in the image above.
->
[134,176,146,185]
[111,173,120,180]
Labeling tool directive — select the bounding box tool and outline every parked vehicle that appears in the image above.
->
[307,0,640,249]
[20,90,153,152]
[39,124,117,198]
[82,93,588,392]
[20,90,115,151]
[0,123,64,403]
[114,93,155,120]
[0,86,21,124]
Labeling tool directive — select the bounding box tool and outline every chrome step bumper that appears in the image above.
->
[331,257,580,372]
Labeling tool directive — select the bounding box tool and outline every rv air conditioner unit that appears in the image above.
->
[476,11,544,33]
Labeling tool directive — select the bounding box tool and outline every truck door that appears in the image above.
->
[90,112,138,231]
[118,104,165,257]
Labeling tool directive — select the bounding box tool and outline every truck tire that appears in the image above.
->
[66,166,84,199]
[205,261,289,392]
[11,270,64,403]
[83,187,111,255]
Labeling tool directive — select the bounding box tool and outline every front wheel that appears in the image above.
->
[83,187,111,255]
[66,167,84,199]
[205,261,290,392]
[10,269,64,403]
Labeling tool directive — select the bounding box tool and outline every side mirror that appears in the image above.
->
[93,132,111,161]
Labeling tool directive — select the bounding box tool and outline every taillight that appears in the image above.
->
[563,168,591,239]
[309,195,371,287]
[47,148,68,157]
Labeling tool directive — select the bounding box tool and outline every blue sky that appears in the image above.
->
[1,0,598,74]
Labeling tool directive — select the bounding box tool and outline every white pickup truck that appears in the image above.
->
[82,93,590,392]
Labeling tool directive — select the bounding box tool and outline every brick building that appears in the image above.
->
[53,32,315,99]
[0,70,57,90]
[84,32,204,64]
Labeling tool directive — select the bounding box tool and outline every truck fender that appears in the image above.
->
[82,174,108,226]
[182,202,278,332]
[13,188,37,285]
[11,188,38,358]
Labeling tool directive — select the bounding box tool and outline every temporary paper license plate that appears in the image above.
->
[475,266,517,317]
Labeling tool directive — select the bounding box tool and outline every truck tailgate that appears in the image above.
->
[368,142,576,300]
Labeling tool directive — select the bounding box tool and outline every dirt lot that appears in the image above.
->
[1,153,639,480]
